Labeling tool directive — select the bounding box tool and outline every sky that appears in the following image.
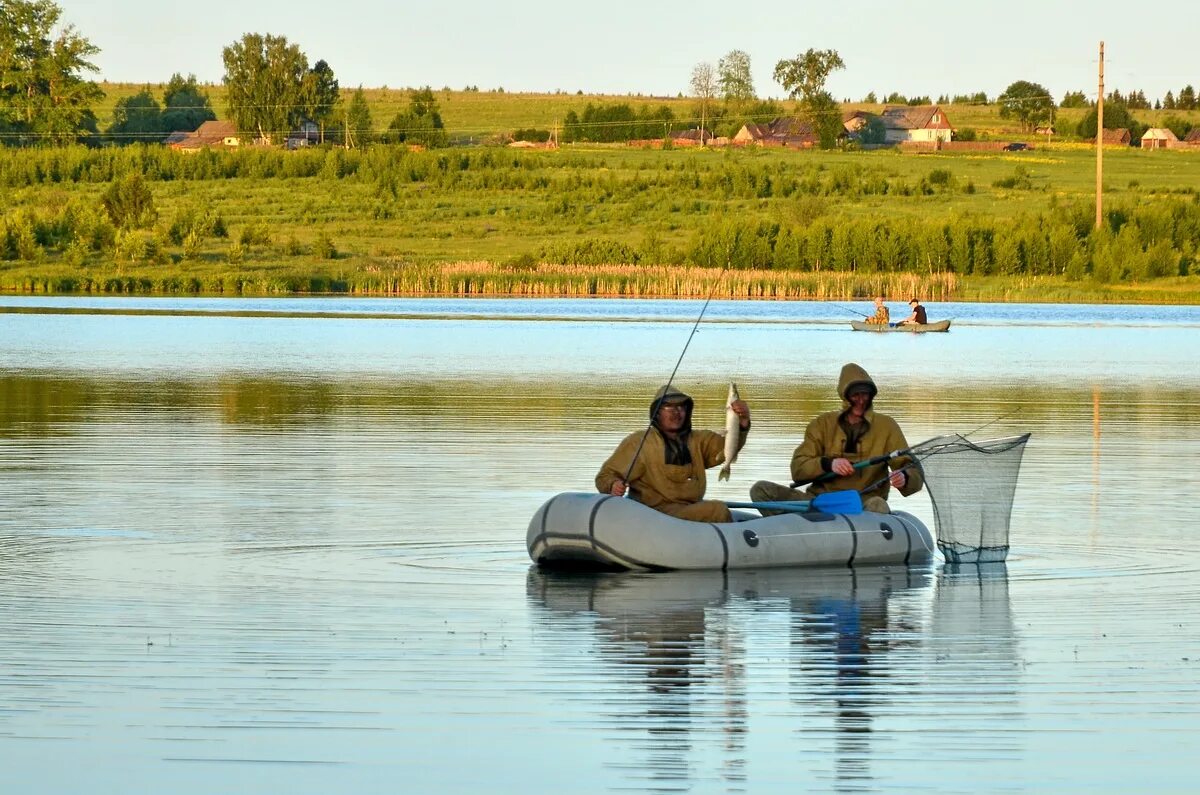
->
[60,0,1196,103]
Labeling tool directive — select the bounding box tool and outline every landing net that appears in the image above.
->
[913,434,1031,564]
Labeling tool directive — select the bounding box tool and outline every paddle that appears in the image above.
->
[790,442,932,488]
[726,489,863,515]
[789,410,1022,489]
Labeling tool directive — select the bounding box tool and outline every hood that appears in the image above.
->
[837,363,878,409]
[650,384,694,432]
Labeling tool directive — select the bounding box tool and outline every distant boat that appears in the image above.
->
[851,319,951,333]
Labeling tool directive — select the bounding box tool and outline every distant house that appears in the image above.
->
[1140,127,1179,149]
[880,105,952,144]
[669,128,713,146]
[168,120,241,151]
[1184,128,1200,144]
[732,122,771,145]
[732,117,820,148]
[1098,128,1131,146]
[842,109,873,138]
[286,119,320,150]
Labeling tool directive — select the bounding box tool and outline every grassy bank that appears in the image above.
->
[3,143,1199,303]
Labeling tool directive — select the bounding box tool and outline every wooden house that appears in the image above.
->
[669,128,713,146]
[1140,128,1179,149]
[1099,128,1131,146]
[168,120,241,151]
[732,117,819,148]
[880,105,952,144]
[286,120,321,149]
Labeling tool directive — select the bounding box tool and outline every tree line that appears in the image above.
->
[3,1,1198,151]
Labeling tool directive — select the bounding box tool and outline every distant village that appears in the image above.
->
[169,105,1200,154]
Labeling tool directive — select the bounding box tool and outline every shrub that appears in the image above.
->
[100,174,157,229]
[312,232,337,260]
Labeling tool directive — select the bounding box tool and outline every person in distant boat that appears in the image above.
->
[597,384,750,523]
[897,298,928,326]
[865,296,890,325]
[749,363,922,515]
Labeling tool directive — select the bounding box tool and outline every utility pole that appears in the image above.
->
[1096,41,1105,229]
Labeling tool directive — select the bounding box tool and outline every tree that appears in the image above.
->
[689,62,716,146]
[107,89,164,143]
[343,86,372,148]
[301,59,339,141]
[222,33,310,143]
[0,0,103,145]
[101,174,157,229]
[717,49,755,107]
[1075,102,1142,141]
[859,115,887,145]
[772,49,846,149]
[1060,90,1090,109]
[1178,85,1197,111]
[997,80,1054,131]
[161,73,215,133]
[386,85,448,147]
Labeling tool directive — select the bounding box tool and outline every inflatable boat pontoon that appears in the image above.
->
[527,492,935,571]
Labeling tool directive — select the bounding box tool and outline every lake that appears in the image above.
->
[2,296,1198,793]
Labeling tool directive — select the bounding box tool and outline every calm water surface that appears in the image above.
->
[1,297,1198,793]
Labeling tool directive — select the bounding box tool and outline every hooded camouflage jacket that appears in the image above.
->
[789,363,923,501]
[596,385,748,511]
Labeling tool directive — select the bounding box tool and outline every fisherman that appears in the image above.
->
[597,384,750,523]
[897,298,928,326]
[866,296,890,325]
[749,363,921,515]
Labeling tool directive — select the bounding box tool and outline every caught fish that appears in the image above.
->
[718,382,741,482]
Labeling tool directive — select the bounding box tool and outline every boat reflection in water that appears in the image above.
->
[527,563,1018,790]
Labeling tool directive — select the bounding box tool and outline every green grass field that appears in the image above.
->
[4,98,1200,301]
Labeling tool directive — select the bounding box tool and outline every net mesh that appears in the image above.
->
[912,434,1031,564]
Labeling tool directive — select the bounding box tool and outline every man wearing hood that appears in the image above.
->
[750,363,922,514]
[596,384,750,523]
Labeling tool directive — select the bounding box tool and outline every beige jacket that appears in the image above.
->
[790,363,923,501]
[596,385,748,511]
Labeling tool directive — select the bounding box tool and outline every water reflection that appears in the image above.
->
[530,565,1020,790]
[4,302,1199,792]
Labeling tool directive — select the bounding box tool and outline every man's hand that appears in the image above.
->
[609,479,628,497]
[889,469,907,489]
[832,457,855,476]
[731,399,751,429]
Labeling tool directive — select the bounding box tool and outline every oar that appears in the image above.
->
[789,409,1023,489]
[790,441,934,488]
[726,490,864,515]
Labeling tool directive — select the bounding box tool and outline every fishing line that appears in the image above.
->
[619,253,733,488]
[825,301,870,319]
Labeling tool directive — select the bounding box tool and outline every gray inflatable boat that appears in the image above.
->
[527,492,935,571]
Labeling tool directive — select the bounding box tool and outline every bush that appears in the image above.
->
[312,232,337,260]
[100,174,157,229]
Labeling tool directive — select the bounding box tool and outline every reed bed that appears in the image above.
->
[0,260,956,300]
[345,262,960,300]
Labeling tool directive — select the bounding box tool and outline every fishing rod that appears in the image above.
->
[825,300,870,319]
[618,255,732,491]
[790,407,1024,489]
